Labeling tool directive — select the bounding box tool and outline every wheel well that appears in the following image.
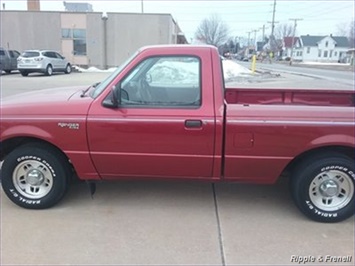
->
[1,137,68,163]
[284,145,355,175]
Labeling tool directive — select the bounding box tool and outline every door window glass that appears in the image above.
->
[120,56,201,108]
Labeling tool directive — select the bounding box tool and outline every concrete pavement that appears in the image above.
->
[1,180,353,265]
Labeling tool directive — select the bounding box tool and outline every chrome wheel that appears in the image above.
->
[13,160,54,199]
[309,170,354,211]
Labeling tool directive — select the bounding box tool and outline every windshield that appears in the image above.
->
[90,51,139,98]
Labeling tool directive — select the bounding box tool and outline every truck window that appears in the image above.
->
[120,56,201,108]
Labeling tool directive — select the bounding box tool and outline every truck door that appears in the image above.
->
[87,54,216,179]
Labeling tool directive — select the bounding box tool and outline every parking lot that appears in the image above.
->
[1,71,354,265]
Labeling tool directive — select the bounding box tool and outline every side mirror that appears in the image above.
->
[112,85,121,106]
[103,85,120,108]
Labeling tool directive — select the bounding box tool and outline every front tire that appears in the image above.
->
[291,154,355,223]
[1,144,71,209]
[20,71,28,76]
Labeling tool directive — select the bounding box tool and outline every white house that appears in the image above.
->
[293,35,349,63]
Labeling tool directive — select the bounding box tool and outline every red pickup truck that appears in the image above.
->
[1,45,354,223]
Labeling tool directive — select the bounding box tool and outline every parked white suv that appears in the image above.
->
[17,50,72,76]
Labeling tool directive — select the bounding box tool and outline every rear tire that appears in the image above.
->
[20,71,28,77]
[1,144,72,209]
[64,64,72,74]
[291,153,355,223]
[5,70,11,74]
[45,65,53,76]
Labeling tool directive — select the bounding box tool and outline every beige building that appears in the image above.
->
[0,10,187,68]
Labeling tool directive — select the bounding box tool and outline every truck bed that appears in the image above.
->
[225,88,355,107]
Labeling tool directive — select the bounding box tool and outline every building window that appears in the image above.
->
[73,29,86,39]
[307,47,310,53]
[61,29,72,38]
[329,50,333,57]
[61,28,87,56]
[73,40,87,55]
[334,51,338,57]
[324,51,328,57]
[318,50,322,57]
[325,41,328,47]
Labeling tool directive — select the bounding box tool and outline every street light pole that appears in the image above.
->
[102,14,108,69]
[141,0,144,13]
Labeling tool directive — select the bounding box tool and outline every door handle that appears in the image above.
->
[185,120,203,128]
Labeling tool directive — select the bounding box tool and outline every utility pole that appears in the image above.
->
[252,29,259,48]
[261,25,266,42]
[141,0,144,13]
[270,0,277,37]
[289,18,303,65]
[247,31,251,46]
[267,0,278,53]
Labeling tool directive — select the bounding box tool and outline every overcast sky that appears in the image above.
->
[1,0,354,42]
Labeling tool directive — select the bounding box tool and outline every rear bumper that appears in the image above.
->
[18,62,47,72]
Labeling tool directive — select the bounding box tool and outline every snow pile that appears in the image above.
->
[73,66,117,73]
[149,60,199,85]
[222,60,252,81]
[149,59,253,84]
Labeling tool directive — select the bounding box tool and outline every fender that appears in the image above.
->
[1,125,101,180]
[310,134,355,148]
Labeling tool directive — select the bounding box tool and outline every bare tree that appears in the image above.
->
[195,14,229,47]
[336,20,354,48]
[274,23,294,40]
[336,22,348,36]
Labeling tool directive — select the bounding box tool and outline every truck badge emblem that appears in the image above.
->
[58,122,80,130]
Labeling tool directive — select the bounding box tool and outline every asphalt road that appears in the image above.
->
[238,61,355,88]
[0,71,354,265]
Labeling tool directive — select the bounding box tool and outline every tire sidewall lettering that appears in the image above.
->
[9,189,41,204]
[320,165,355,180]
[16,155,56,178]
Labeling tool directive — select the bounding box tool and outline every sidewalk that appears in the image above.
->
[276,61,354,72]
